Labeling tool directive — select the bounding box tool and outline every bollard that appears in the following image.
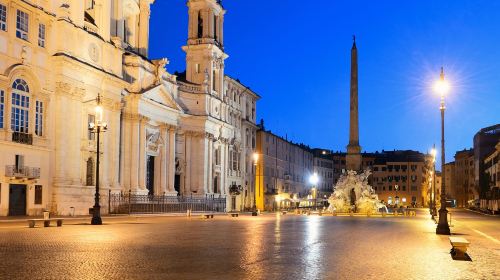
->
[43,210,50,220]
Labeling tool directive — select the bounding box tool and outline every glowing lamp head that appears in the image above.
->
[95,104,103,122]
[434,67,449,97]
[434,79,450,96]
[309,173,319,185]
[252,153,259,164]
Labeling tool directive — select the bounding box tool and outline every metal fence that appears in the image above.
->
[109,192,227,214]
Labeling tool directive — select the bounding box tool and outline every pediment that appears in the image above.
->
[142,85,182,112]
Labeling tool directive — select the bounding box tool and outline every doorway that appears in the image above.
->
[174,174,181,195]
[213,176,219,194]
[146,155,155,195]
[9,184,27,216]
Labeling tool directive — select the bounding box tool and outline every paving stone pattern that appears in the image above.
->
[0,210,498,280]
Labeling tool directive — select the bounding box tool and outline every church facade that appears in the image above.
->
[0,0,259,216]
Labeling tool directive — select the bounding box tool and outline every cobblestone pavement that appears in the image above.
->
[0,209,498,280]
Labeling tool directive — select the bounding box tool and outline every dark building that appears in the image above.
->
[330,150,432,207]
[473,124,500,198]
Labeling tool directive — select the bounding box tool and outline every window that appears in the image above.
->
[86,158,94,186]
[195,63,200,73]
[411,185,417,191]
[11,79,30,133]
[85,0,95,10]
[402,185,406,191]
[87,114,95,140]
[0,90,4,128]
[402,197,406,203]
[38,24,46,47]
[16,10,29,41]
[34,185,42,204]
[35,101,43,136]
[0,4,6,31]
[214,147,220,165]
[123,19,128,43]
[214,15,218,41]
[389,185,393,191]
[197,11,203,38]
[212,70,216,91]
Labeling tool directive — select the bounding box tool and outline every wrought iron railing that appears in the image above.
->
[5,165,40,179]
[12,132,33,145]
[109,192,227,214]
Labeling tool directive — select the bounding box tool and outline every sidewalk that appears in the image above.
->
[0,211,242,227]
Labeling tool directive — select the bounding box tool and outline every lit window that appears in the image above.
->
[35,101,43,136]
[0,4,6,31]
[38,24,46,47]
[11,79,30,133]
[88,114,95,140]
[16,10,29,41]
[0,90,4,128]
[388,196,392,204]
[402,197,407,203]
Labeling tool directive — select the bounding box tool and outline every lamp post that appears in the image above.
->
[88,94,108,225]
[430,146,437,218]
[435,67,451,235]
[252,152,259,216]
[309,173,319,210]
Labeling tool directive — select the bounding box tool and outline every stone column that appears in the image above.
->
[129,117,140,192]
[160,126,168,194]
[138,0,151,56]
[167,128,176,194]
[185,133,192,194]
[138,118,146,192]
[203,9,210,38]
[207,135,213,193]
[219,15,224,45]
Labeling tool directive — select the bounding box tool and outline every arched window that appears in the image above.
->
[197,11,203,38]
[86,157,94,186]
[214,15,218,41]
[11,79,30,133]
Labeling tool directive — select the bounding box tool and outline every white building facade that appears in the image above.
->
[0,0,259,216]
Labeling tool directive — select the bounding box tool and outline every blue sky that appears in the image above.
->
[149,0,500,167]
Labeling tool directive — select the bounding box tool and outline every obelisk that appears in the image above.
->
[346,36,362,171]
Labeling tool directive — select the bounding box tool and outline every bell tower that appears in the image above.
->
[182,0,227,95]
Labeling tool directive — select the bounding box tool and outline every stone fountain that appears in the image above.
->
[327,169,387,214]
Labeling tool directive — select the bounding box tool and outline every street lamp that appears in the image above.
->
[434,67,451,235]
[252,152,259,216]
[430,146,437,218]
[88,93,108,225]
[309,173,319,209]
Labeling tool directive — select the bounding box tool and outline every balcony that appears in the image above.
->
[5,165,40,179]
[12,132,33,145]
